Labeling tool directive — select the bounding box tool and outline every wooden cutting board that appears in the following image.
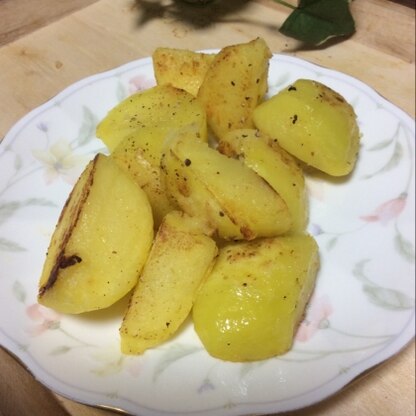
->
[0,1,415,415]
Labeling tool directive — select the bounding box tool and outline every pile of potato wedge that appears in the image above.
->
[37,38,360,362]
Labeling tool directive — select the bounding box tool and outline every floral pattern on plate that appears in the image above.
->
[0,54,414,416]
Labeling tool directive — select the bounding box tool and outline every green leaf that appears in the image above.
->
[363,284,415,310]
[49,346,71,356]
[0,201,20,225]
[367,138,394,152]
[116,80,128,102]
[326,236,338,251]
[394,230,415,263]
[12,280,26,303]
[362,141,403,179]
[0,237,26,252]
[76,106,98,146]
[24,198,57,208]
[153,344,201,381]
[240,361,266,378]
[14,154,23,171]
[278,0,356,46]
[352,259,371,282]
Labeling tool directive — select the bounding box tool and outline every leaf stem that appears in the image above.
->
[272,0,297,10]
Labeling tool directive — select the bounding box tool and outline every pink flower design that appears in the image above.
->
[306,179,326,202]
[128,75,156,94]
[296,295,333,342]
[26,303,61,336]
[360,192,407,225]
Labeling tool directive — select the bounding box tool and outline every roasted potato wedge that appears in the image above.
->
[120,211,217,354]
[96,84,208,152]
[106,86,208,226]
[219,129,308,232]
[161,131,291,240]
[193,234,319,361]
[153,47,215,96]
[38,154,154,314]
[253,79,360,176]
[197,37,271,140]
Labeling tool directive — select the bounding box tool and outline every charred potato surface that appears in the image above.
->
[38,154,154,314]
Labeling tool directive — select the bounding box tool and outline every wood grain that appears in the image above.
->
[0,0,99,46]
[0,348,70,416]
[0,1,414,415]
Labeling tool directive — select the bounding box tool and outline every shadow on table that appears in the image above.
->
[132,0,276,30]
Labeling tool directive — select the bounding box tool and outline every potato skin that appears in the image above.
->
[38,154,154,314]
[120,211,217,354]
[197,37,271,140]
[192,235,319,361]
[152,47,215,96]
[253,79,360,176]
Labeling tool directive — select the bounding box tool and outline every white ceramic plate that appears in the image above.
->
[0,53,414,416]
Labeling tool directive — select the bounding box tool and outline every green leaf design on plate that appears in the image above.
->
[0,201,20,225]
[352,259,370,282]
[92,356,124,377]
[325,236,338,251]
[49,346,71,356]
[0,198,56,227]
[24,198,57,208]
[362,140,403,179]
[367,138,394,152]
[394,227,415,263]
[153,344,201,382]
[76,106,98,146]
[14,154,23,171]
[240,361,266,378]
[363,284,415,310]
[277,0,355,46]
[116,80,128,102]
[12,280,26,303]
[0,237,26,252]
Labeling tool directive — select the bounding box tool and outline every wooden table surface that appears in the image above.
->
[0,1,415,415]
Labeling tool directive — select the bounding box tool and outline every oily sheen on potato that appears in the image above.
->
[38,154,154,314]
[253,79,360,176]
[120,211,217,354]
[161,131,291,240]
[192,234,319,362]
[219,129,308,233]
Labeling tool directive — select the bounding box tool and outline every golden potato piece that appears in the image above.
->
[104,85,208,226]
[153,47,215,96]
[193,234,319,361]
[219,129,308,233]
[38,154,154,314]
[253,79,360,176]
[111,131,177,228]
[120,211,217,354]
[197,37,271,140]
[161,131,291,240]
[96,84,208,152]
